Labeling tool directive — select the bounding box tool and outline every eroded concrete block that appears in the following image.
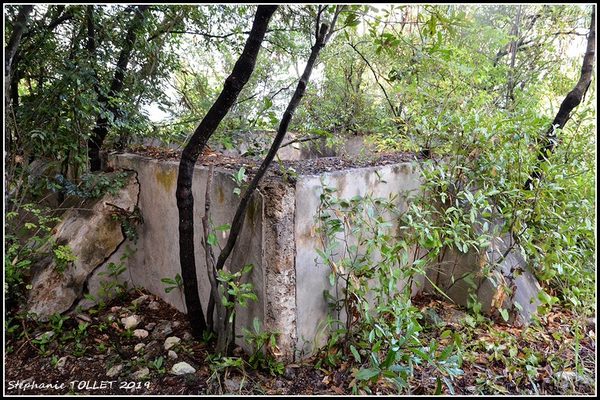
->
[27,172,139,319]
[428,227,541,325]
[106,153,542,361]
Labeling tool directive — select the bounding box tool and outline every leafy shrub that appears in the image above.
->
[315,184,463,394]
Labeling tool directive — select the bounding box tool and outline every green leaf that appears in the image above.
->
[207,233,218,246]
[434,377,442,395]
[355,367,380,381]
[350,345,361,363]
[214,223,231,232]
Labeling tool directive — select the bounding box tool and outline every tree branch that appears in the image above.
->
[5,5,34,77]
[175,5,278,339]
[348,42,398,118]
[525,6,595,189]
[213,7,339,301]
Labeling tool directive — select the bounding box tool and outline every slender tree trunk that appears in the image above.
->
[211,5,343,354]
[176,5,278,339]
[525,6,595,189]
[5,5,33,82]
[88,5,149,171]
[506,5,522,107]
[5,5,34,179]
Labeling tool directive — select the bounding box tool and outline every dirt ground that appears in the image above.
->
[4,289,595,396]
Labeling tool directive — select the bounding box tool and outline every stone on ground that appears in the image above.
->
[106,364,123,378]
[121,315,141,330]
[131,367,150,380]
[133,329,148,339]
[171,362,195,376]
[164,336,180,350]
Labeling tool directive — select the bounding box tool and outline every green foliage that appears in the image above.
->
[53,245,77,273]
[217,264,258,311]
[86,247,132,310]
[5,203,62,309]
[242,318,285,376]
[109,203,144,243]
[149,356,166,374]
[315,184,463,394]
[50,171,130,199]
[231,166,247,196]
[161,273,183,294]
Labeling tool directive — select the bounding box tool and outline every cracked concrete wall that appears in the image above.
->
[261,180,297,361]
[103,153,542,360]
[427,229,542,326]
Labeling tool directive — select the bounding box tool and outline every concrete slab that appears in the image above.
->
[293,162,423,355]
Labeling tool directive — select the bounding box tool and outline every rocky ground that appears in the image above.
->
[5,289,596,396]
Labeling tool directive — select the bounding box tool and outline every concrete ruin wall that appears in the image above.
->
[73,153,542,361]
[293,162,424,356]
[96,154,427,360]
[103,154,271,347]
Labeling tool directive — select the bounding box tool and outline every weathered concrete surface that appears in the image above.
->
[109,154,267,349]
[27,172,139,319]
[102,153,542,360]
[293,162,424,355]
[278,135,375,161]
[261,181,297,360]
[426,226,541,326]
[207,130,374,161]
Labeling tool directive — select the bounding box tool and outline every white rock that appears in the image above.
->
[134,343,146,352]
[106,364,123,378]
[75,314,92,323]
[25,174,139,319]
[131,367,150,380]
[224,377,242,392]
[556,371,594,388]
[121,315,141,330]
[133,329,149,339]
[171,362,195,375]
[167,350,178,360]
[164,336,181,350]
[148,301,160,310]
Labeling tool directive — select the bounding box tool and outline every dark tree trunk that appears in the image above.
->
[210,6,343,353]
[5,5,33,79]
[88,5,149,171]
[5,5,33,167]
[525,6,595,189]
[176,5,278,338]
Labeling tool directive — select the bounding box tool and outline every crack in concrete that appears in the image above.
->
[66,169,141,315]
